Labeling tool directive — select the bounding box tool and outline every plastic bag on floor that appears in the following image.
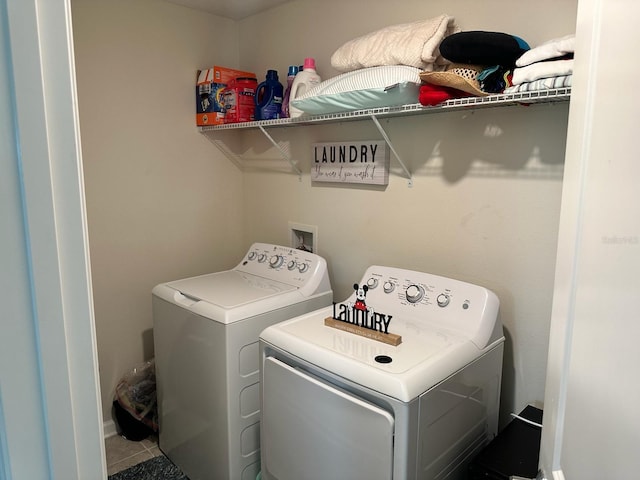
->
[113,359,158,441]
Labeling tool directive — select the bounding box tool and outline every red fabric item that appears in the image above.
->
[419,83,471,106]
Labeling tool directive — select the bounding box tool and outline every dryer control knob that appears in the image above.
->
[248,251,257,261]
[287,260,297,270]
[298,263,309,273]
[383,281,395,293]
[405,284,424,304]
[269,255,284,268]
[257,253,267,263]
[366,277,379,289]
[436,293,450,307]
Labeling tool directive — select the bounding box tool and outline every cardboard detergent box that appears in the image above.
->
[196,66,256,126]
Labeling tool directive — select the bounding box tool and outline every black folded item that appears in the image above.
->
[440,31,530,67]
[468,405,543,480]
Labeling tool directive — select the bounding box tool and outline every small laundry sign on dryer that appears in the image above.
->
[312,140,390,185]
[325,282,402,346]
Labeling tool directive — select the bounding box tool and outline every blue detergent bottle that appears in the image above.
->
[255,70,284,120]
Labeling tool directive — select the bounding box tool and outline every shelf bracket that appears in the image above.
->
[203,135,245,171]
[258,125,302,179]
[370,115,413,187]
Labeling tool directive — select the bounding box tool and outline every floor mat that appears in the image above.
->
[108,455,189,480]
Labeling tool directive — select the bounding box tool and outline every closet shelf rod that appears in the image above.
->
[370,114,413,187]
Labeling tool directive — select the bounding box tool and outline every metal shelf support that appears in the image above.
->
[258,125,302,178]
[370,115,413,187]
[203,135,245,171]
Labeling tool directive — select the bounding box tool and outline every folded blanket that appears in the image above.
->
[331,15,458,73]
[504,74,572,93]
[512,59,574,85]
[516,34,575,67]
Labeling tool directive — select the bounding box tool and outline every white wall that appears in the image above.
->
[236,0,578,423]
[238,0,577,80]
[72,0,246,422]
[71,0,578,427]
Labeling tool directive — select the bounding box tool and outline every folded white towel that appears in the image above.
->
[516,34,575,67]
[331,15,458,73]
[504,74,572,93]
[512,59,574,85]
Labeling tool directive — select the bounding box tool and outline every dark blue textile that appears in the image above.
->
[108,455,189,480]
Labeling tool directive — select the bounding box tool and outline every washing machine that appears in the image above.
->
[152,243,332,480]
[259,265,504,480]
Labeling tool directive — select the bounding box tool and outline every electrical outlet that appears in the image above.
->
[289,222,317,254]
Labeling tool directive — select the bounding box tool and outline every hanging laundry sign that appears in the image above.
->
[324,282,402,346]
[311,140,390,186]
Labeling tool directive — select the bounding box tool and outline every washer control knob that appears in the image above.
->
[298,263,309,273]
[383,281,395,293]
[248,251,257,261]
[437,293,451,307]
[366,277,379,289]
[287,260,297,271]
[405,284,425,304]
[269,255,284,268]
[257,253,267,263]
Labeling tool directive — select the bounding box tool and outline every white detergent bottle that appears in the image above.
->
[288,57,321,118]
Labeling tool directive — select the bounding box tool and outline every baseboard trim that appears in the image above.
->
[103,419,117,439]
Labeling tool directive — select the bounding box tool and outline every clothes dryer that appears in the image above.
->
[152,243,332,480]
[259,266,504,480]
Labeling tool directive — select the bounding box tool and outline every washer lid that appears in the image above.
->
[260,306,501,402]
[167,270,297,309]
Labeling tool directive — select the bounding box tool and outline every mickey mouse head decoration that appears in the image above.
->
[352,283,370,313]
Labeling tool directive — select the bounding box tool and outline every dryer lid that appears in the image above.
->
[261,306,502,402]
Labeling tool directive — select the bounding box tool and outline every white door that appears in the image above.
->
[0,0,105,478]
[262,357,394,480]
[0,46,50,480]
[540,0,640,478]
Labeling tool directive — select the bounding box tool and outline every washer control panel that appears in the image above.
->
[347,265,499,344]
[236,243,327,289]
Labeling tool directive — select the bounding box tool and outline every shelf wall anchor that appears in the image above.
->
[370,114,413,187]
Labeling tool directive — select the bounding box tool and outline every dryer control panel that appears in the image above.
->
[346,266,499,349]
[235,243,330,296]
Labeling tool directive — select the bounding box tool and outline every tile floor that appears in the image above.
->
[105,433,163,476]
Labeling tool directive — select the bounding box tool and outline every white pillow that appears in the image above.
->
[290,65,421,115]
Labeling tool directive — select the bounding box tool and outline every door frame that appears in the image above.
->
[1,0,105,478]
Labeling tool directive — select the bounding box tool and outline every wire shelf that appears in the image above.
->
[199,88,571,132]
